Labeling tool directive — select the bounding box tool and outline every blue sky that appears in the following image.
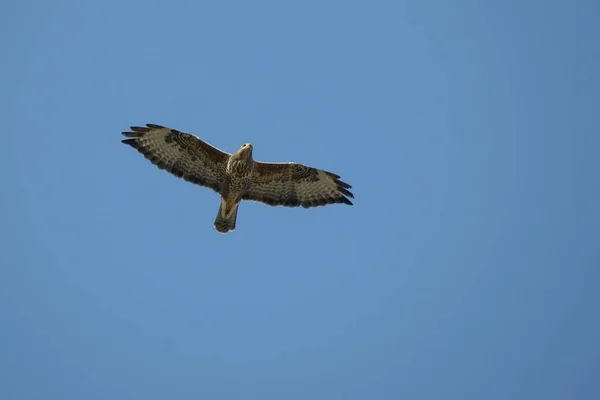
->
[2,0,599,399]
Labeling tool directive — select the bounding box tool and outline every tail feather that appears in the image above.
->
[214,200,239,233]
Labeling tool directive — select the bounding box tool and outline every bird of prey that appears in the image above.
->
[121,124,354,233]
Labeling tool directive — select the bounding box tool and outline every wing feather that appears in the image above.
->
[121,124,229,193]
[244,161,354,208]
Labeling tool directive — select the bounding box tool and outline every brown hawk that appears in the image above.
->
[121,124,354,233]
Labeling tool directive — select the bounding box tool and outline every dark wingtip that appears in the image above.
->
[121,124,164,137]
[336,180,352,190]
[339,186,354,199]
[121,138,140,148]
[334,177,354,200]
[122,126,148,137]
[326,170,353,197]
[342,196,353,206]
[122,123,166,138]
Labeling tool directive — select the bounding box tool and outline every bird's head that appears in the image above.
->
[236,143,253,160]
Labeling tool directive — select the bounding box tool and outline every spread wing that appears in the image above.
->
[121,124,230,193]
[244,162,354,208]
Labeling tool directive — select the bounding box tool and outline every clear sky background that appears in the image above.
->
[1,1,599,399]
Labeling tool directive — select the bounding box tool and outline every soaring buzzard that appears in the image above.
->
[121,124,354,233]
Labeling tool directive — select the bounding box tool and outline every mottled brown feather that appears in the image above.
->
[244,162,354,208]
[121,124,230,193]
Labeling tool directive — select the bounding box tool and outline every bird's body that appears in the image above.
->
[215,144,255,232]
[121,124,353,233]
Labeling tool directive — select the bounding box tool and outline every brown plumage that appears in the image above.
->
[121,123,353,233]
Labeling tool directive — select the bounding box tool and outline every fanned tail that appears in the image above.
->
[214,199,239,233]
